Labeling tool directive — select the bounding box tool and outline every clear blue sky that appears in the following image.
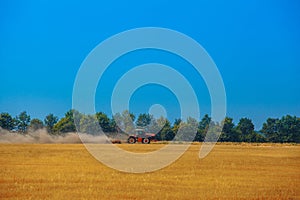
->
[1,0,300,129]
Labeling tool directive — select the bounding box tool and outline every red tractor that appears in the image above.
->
[127,129,156,144]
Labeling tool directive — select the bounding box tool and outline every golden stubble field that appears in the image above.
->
[0,143,299,199]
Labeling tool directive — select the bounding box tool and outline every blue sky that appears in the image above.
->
[1,0,300,129]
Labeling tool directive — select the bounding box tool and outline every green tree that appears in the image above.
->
[113,110,135,134]
[278,115,300,143]
[15,111,31,133]
[79,114,101,135]
[53,110,77,134]
[261,118,280,142]
[176,117,198,141]
[228,129,242,142]
[112,113,123,132]
[136,113,159,133]
[154,117,163,140]
[0,112,14,130]
[163,122,174,141]
[194,115,211,142]
[136,113,152,127]
[109,118,117,133]
[293,117,300,143]
[53,117,76,134]
[172,118,182,136]
[155,117,174,141]
[194,129,205,142]
[250,131,266,143]
[198,114,211,130]
[44,114,58,133]
[29,118,44,131]
[219,117,236,142]
[96,112,111,132]
[262,115,300,143]
[236,118,255,142]
[205,122,222,142]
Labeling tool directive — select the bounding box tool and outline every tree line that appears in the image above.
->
[0,110,299,143]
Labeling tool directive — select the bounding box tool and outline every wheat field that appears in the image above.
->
[0,143,299,199]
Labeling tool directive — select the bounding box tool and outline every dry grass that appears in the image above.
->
[0,143,299,199]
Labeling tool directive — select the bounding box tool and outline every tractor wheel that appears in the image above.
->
[142,138,150,144]
[128,136,136,144]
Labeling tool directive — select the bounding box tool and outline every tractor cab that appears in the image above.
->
[127,128,155,144]
[135,129,146,137]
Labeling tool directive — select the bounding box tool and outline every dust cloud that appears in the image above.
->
[0,128,109,144]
